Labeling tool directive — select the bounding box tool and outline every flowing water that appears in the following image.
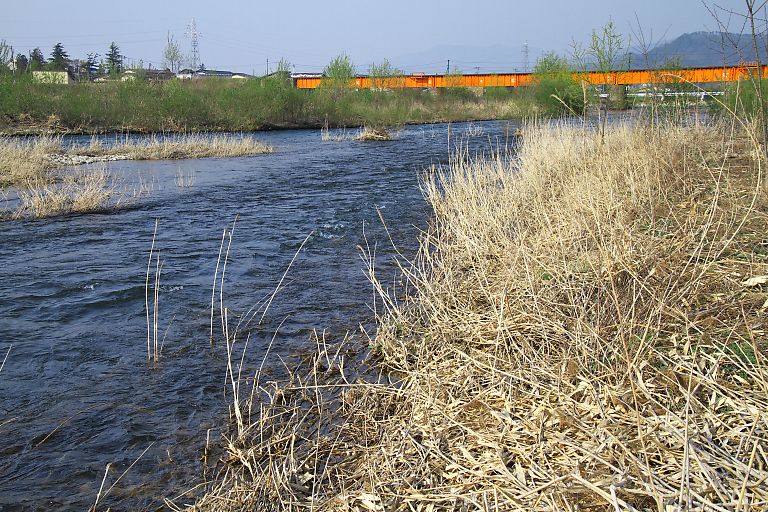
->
[0,120,517,511]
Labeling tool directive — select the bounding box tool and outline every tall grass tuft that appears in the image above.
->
[187,119,768,511]
[0,136,60,187]
[14,168,115,219]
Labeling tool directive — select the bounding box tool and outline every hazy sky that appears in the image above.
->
[2,0,749,73]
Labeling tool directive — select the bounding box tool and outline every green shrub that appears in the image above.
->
[529,52,583,116]
[722,78,768,117]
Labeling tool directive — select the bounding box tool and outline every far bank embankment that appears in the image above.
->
[0,76,532,136]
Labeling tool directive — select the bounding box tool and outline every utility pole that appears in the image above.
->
[266,58,269,76]
[186,18,201,70]
[446,59,450,74]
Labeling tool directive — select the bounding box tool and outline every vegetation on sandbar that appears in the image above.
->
[0,133,271,219]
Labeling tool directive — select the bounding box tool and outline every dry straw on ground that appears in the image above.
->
[355,126,396,141]
[184,119,767,512]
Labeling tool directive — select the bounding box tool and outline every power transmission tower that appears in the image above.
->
[186,18,202,70]
[522,41,529,73]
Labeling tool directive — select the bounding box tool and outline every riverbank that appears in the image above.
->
[190,120,768,510]
[0,76,530,135]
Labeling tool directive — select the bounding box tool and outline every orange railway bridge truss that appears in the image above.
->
[293,65,767,90]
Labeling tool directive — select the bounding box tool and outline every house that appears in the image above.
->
[194,69,234,78]
[176,68,250,80]
[145,69,175,81]
[121,69,175,81]
[32,70,72,84]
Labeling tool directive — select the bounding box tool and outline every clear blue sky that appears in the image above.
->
[1,0,748,73]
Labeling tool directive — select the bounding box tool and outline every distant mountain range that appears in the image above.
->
[387,32,767,75]
[630,31,767,69]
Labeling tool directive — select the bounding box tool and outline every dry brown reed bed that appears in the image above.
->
[355,127,397,141]
[71,133,273,161]
[1,134,271,219]
[13,168,115,219]
[0,136,59,187]
[185,120,768,512]
[0,134,272,188]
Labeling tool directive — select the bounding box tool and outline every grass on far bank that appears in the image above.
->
[0,74,537,135]
[188,118,768,511]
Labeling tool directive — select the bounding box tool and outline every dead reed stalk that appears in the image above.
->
[145,220,162,365]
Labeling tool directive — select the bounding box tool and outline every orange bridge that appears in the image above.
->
[293,65,768,89]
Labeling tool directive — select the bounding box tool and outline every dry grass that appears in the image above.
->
[321,123,355,142]
[0,133,271,190]
[14,169,115,219]
[184,119,768,512]
[321,125,397,142]
[355,126,396,141]
[0,136,60,187]
[71,133,272,160]
[175,169,196,188]
[1,133,270,219]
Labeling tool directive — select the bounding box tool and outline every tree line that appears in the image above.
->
[0,39,125,79]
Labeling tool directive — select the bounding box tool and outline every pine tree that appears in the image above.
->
[49,42,69,71]
[106,42,123,75]
[15,54,28,73]
[29,48,45,71]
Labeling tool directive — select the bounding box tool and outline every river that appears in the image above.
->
[0,120,517,510]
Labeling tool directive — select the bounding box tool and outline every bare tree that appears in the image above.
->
[746,0,768,152]
[629,14,672,129]
[572,21,629,140]
[163,32,183,73]
[707,1,768,156]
